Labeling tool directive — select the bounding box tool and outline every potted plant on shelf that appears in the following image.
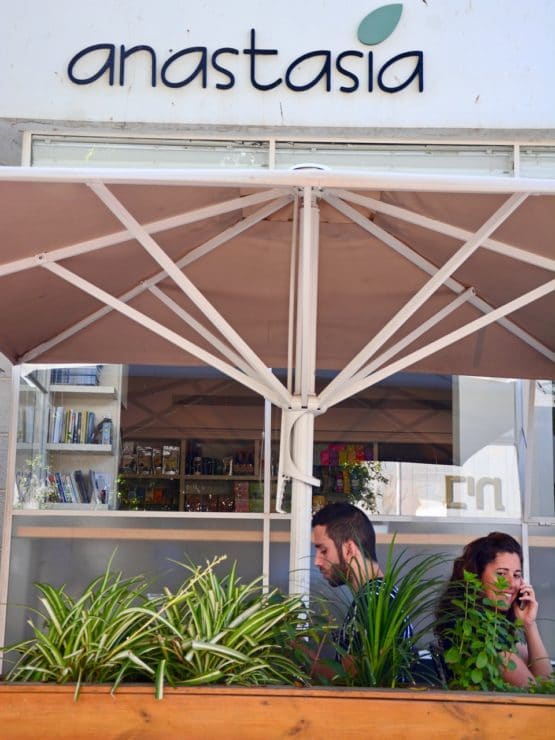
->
[342,460,388,514]
[14,455,58,509]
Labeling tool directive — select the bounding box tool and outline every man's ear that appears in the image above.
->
[342,539,358,561]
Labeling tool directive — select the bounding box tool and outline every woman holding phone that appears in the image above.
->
[435,532,552,688]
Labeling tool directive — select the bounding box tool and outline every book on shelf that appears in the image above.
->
[54,472,68,503]
[50,365,103,386]
[93,471,111,504]
[62,473,79,503]
[48,407,100,445]
[73,469,89,502]
[70,469,109,504]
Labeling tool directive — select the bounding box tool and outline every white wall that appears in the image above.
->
[1,0,554,129]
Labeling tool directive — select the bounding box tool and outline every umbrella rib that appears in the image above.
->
[286,193,300,394]
[321,192,553,363]
[320,192,528,407]
[324,278,555,407]
[350,287,476,384]
[148,284,254,376]
[39,260,288,407]
[333,188,555,273]
[296,186,319,405]
[20,195,293,363]
[0,188,291,278]
[88,181,290,406]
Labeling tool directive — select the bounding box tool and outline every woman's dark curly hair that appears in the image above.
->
[435,531,523,634]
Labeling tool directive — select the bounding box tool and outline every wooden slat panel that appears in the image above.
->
[0,685,553,740]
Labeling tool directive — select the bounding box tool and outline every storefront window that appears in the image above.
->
[530,380,555,519]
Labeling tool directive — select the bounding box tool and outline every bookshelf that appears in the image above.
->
[14,365,123,509]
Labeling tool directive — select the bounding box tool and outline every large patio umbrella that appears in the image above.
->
[0,165,553,593]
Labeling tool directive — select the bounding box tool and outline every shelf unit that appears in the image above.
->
[14,365,123,509]
[118,437,276,513]
[46,443,113,454]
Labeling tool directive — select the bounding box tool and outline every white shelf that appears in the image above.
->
[46,443,113,454]
[49,384,117,398]
[44,503,109,511]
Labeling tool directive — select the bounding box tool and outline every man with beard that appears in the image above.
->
[311,502,413,676]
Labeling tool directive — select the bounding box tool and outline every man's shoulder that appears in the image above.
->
[355,577,387,598]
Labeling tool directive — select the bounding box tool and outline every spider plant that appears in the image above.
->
[139,557,314,694]
[2,554,315,699]
[2,555,158,698]
[330,538,446,688]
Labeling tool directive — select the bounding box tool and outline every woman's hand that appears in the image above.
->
[514,582,538,626]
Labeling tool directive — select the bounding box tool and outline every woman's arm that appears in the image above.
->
[511,582,552,681]
[501,650,537,687]
[517,621,552,679]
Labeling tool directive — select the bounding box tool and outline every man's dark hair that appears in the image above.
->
[312,502,377,562]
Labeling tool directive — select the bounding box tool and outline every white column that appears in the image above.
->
[288,187,320,597]
[288,411,315,597]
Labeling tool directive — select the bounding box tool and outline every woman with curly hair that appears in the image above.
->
[435,532,551,688]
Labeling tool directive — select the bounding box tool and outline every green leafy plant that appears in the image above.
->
[525,674,555,694]
[2,555,157,698]
[135,557,314,693]
[14,455,58,508]
[330,539,446,688]
[2,554,315,699]
[439,570,521,692]
[343,461,388,514]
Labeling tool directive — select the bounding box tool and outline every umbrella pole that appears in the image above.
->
[288,411,316,598]
[288,186,320,598]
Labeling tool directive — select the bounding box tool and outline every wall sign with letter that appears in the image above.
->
[2,0,554,128]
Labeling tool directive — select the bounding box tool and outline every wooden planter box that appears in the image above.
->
[0,684,553,739]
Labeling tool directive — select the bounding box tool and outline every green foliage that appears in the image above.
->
[2,554,314,699]
[525,674,555,694]
[15,455,58,508]
[440,570,521,692]
[331,539,446,688]
[343,461,388,514]
[139,558,313,692]
[3,555,156,698]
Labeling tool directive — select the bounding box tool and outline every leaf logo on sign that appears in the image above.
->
[357,4,403,45]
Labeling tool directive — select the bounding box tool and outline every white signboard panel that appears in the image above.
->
[1,0,554,129]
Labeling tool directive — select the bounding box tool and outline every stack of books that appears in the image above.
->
[48,407,98,444]
[46,469,110,504]
[50,366,103,386]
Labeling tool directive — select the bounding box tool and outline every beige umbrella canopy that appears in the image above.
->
[0,164,553,595]
[0,167,553,393]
